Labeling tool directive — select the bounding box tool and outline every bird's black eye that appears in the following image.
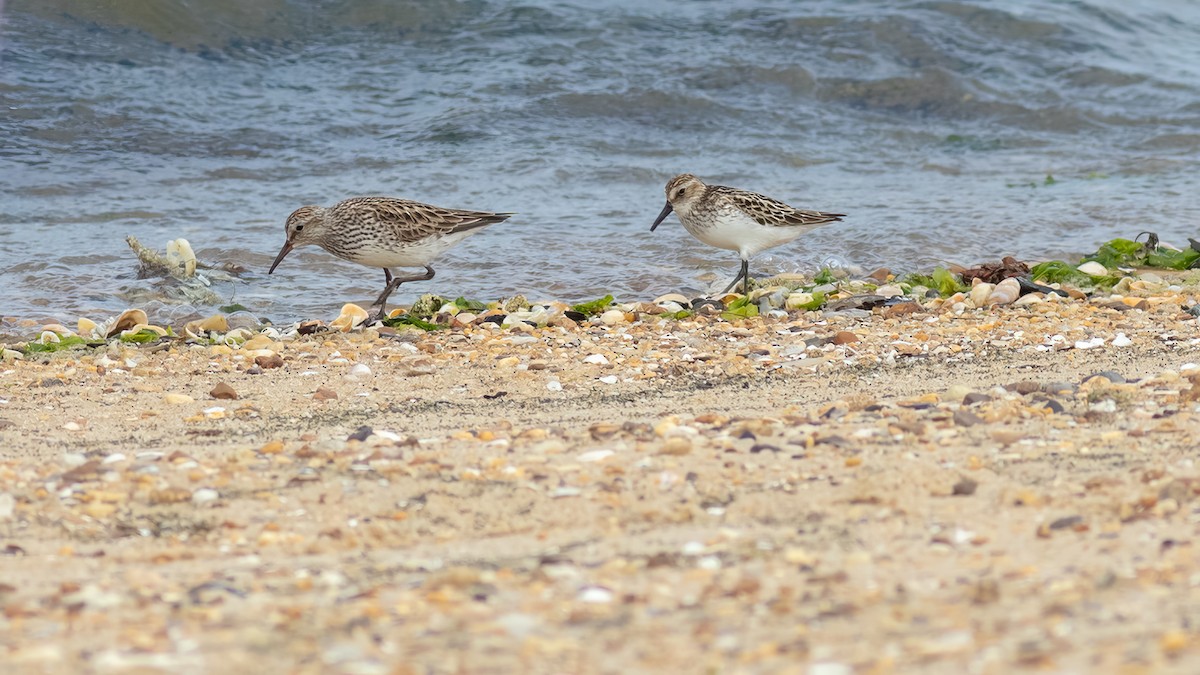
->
[295,224,304,232]
[676,188,686,197]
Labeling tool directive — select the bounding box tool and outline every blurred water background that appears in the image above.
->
[2,0,1199,323]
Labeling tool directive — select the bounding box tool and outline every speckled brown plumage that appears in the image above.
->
[269,196,512,321]
[651,174,844,295]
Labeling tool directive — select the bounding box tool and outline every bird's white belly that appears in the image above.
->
[686,211,804,258]
[341,230,477,269]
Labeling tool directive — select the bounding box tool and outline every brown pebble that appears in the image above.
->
[210,382,239,400]
[658,437,692,456]
[881,302,922,318]
[832,331,859,345]
[1004,381,1041,395]
[255,354,284,369]
[313,387,338,401]
[297,320,323,335]
[952,477,979,496]
[867,267,891,282]
[953,409,983,427]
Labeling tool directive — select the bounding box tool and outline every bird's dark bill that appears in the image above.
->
[268,242,293,274]
[650,202,674,231]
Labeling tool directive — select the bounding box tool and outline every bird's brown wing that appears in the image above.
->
[711,186,844,228]
[338,197,513,243]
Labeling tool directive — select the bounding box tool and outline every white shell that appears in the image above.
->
[1077,261,1108,276]
[987,278,1021,305]
[969,283,993,308]
[166,238,197,277]
[331,303,370,332]
[106,309,148,337]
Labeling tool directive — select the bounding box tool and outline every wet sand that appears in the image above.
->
[3,285,1200,673]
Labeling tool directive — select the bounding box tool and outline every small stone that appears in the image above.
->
[584,354,609,365]
[952,478,978,496]
[496,356,520,368]
[882,302,921,318]
[598,375,618,385]
[832,331,859,345]
[192,488,219,504]
[867,267,891,282]
[962,392,992,406]
[164,393,194,405]
[346,363,372,380]
[210,382,238,400]
[1048,515,1083,530]
[547,381,563,392]
[658,437,692,455]
[1112,333,1132,347]
[599,309,627,325]
[313,387,338,401]
[255,354,284,369]
[953,409,983,427]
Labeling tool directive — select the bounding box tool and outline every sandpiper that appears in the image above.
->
[269,197,512,320]
[650,174,844,295]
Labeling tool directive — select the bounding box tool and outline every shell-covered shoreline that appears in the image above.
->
[3,262,1200,672]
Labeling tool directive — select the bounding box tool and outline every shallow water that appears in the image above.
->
[2,0,1199,323]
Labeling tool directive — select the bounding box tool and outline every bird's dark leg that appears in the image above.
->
[369,266,437,322]
[721,259,751,295]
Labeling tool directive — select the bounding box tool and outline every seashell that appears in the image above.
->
[241,335,274,351]
[39,330,61,344]
[198,314,228,333]
[436,303,460,316]
[968,283,994,308]
[453,312,477,327]
[77,318,98,337]
[875,284,903,298]
[42,323,73,336]
[123,323,168,337]
[222,328,253,347]
[166,238,197,277]
[1013,293,1044,306]
[598,309,627,326]
[106,309,148,338]
[653,293,690,308]
[785,293,815,310]
[331,303,370,332]
[716,292,743,305]
[987,278,1020,306]
[1077,261,1108,277]
[386,308,406,319]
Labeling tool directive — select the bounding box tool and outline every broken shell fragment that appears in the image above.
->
[106,309,149,338]
[331,304,370,332]
[987,278,1020,306]
[77,318,98,337]
[166,238,197,277]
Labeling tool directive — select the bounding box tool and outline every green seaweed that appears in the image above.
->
[670,310,693,320]
[1078,237,1200,272]
[120,328,169,344]
[793,291,827,311]
[219,303,249,313]
[1030,260,1119,288]
[901,266,965,297]
[721,296,759,321]
[1082,238,1144,268]
[812,267,837,286]
[454,297,486,312]
[571,294,615,317]
[23,336,89,354]
[383,314,446,331]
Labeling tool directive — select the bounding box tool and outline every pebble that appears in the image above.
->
[598,375,618,385]
[210,382,238,399]
[584,354,609,365]
[345,363,372,380]
[546,381,563,392]
[192,488,219,504]
[599,309,627,326]
[164,393,194,405]
[313,387,339,401]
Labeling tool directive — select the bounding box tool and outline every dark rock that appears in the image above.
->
[1048,515,1084,530]
[347,426,373,442]
[952,477,979,496]
[962,392,992,406]
[953,409,984,427]
[1082,371,1126,384]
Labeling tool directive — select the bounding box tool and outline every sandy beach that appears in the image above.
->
[3,278,1200,674]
